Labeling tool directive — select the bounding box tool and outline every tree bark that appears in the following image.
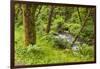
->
[46,6,54,33]
[22,4,37,46]
[77,7,82,24]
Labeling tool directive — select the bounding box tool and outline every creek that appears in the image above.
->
[54,32,80,51]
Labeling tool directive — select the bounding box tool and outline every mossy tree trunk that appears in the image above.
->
[77,7,82,25]
[22,4,38,46]
[71,8,92,47]
[46,6,54,33]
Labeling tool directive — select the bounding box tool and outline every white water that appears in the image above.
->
[55,33,79,51]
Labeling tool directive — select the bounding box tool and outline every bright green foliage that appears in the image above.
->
[14,3,95,65]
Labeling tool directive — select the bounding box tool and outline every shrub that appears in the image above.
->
[78,44,94,58]
[64,23,81,35]
[54,35,71,49]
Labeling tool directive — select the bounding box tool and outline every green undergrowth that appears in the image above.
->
[15,26,94,65]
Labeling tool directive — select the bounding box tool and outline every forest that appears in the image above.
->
[14,3,96,65]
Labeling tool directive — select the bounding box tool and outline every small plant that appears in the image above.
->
[54,35,71,49]
[27,44,42,53]
[78,44,94,58]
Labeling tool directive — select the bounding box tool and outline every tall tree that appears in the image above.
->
[71,8,92,47]
[46,6,54,33]
[77,7,82,24]
[22,4,38,46]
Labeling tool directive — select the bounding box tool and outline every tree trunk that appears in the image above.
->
[22,4,37,46]
[77,7,82,24]
[46,6,54,33]
[71,8,92,47]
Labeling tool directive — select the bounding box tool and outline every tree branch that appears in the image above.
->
[71,8,92,47]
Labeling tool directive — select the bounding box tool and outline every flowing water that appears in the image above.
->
[54,33,79,51]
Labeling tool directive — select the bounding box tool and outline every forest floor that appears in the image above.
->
[15,26,94,65]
